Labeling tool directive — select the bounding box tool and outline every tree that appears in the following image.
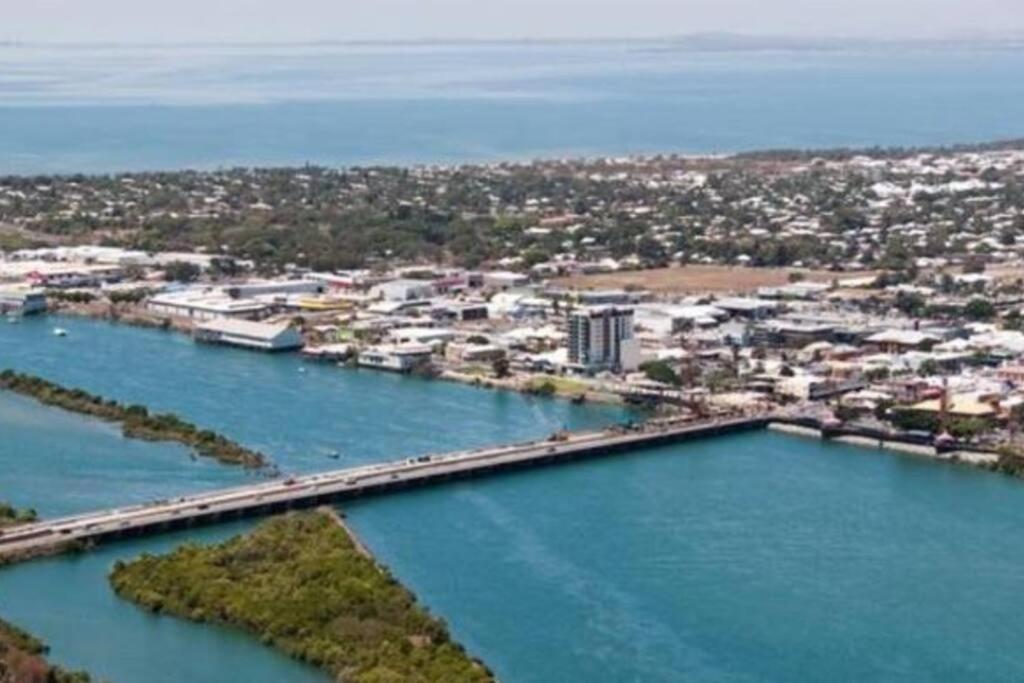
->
[491,357,511,379]
[964,297,995,321]
[895,291,925,317]
[640,360,680,386]
[163,261,201,283]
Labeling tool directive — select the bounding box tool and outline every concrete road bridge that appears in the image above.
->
[0,416,768,563]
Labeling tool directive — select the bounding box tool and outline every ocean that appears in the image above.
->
[1,41,1023,174]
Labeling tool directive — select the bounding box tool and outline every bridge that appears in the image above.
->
[0,416,768,563]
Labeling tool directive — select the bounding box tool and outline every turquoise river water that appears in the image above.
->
[4,315,1024,681]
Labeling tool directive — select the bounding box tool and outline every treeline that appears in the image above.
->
[0,502,37,530]
[734,138,1024,162]
[0,370,267,469]
[0,617,94,683]
[110,510,494,683]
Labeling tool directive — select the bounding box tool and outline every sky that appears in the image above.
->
[5,0,1024,44]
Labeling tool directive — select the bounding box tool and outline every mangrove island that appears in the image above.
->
[0,617,93,683]
[0,370,268,469]
[109,510,494,683]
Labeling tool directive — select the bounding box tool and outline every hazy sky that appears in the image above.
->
[7,0,1024,43]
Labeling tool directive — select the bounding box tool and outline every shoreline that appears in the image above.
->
[108,510,496,682]
[767,421,1001,468]
[47,305,631,409]
[0,369,271,471]
[3,133,1024,179]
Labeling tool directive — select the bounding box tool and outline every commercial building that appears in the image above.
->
[147,290,269,321]
[358,344,433,372]
[482,271,530,290]
[370,279,436,302]
[0,288,47,315]
[194,319,303,352]
[567,306,641,373]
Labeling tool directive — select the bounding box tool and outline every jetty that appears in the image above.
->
[0,416,766,563]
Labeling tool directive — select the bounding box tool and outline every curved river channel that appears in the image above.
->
[4,315,1024,681]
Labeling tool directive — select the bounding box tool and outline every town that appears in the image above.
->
[3,143,1024,465]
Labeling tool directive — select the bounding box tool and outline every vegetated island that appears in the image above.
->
[0,502,37,530]
[110,510,493,683]
[0,370,269,470]
[0,617,94,683]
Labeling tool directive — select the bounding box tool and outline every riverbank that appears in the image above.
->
[48,299,192,333]
[0,617,93,683]
[0,370,269,470]
[109,509,494,683]
[768,421,1001,468]
[441,368,625,406]
[48,304,628,409]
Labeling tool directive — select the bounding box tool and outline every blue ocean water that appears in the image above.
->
[5,318,1024,681]
[1,42,1023,173]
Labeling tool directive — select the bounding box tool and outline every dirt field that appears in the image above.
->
[979,263,1024,283]
[555,265,880,295]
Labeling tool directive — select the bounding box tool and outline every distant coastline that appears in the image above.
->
[1,136,1023,181]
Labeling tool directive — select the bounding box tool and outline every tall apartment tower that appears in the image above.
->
[567,306,640,373]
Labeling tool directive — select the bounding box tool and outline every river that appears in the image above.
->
[4,316,1024,681]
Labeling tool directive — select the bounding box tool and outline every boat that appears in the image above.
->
[6,314,20,324]
[52,328,68,337]
[327,450,342,460]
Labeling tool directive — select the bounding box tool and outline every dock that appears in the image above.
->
[0,416,766,563]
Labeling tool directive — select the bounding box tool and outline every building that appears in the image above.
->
[0,288,47,315]
[865,330,940,354]
[577,289,633,306]
[445,342,506,364]
[430,300,489,322]
[388,327,456,348]
[567,306,640,373]
[370,279,436,302]
[194,319,303,351]
[147,290,269,321]
[482,271,530,290]
[223,280,324,298]
[358,344,433,372]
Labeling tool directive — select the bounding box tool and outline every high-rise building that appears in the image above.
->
[567,305,640,373]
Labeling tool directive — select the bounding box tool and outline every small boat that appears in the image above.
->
[327,450,342,460]
[6,314,20,324]
[52,328,68,337]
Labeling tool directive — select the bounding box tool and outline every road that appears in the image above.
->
[0,416,766,561]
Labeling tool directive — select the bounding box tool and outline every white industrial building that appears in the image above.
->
[370,279,436,302]
[194,319,303,351]
[147,289,269,321]
[358,344,433,372]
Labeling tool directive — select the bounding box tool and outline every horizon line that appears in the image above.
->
[3,32,1024,50]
